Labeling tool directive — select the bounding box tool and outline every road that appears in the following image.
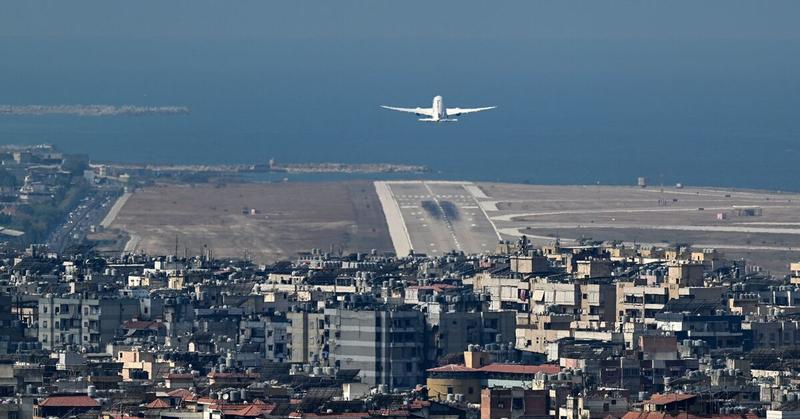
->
[376,181,500,255]
[46,190,116,254]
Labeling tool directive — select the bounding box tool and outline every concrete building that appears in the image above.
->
[0,294,23,354]
[326,308,425,389]
[578,281,617,324]
[432,311,516,359]
[516,313,572,353]
[617,282,670,325]
[666,262,704,287]
[287,311,325,364]
[481,387,548,419]
[576,259,612,279]
[38,295,140,351]
[509,254,551,275]
[746,319,800,349]
[656,313,744,352]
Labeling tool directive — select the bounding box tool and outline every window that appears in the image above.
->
[468,387,474,394]
[512,398,523,410]
[447,387,453,394]
[42,321,47,328]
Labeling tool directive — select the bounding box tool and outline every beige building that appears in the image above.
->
[616,282,670,325]
[117,348,171,381]
[575,259,612,279]
[791,262,800,285]
[515,313,572,353]
[509,254,550,274]
[666,262,704,287]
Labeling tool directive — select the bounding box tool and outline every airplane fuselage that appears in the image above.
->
[423,95,452,122]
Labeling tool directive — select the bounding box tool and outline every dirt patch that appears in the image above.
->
[109,181,392,262]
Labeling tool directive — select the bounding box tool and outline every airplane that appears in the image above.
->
[381,95,495,122]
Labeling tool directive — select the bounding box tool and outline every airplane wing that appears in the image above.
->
[381,106,434,117]
[446,106,496,117]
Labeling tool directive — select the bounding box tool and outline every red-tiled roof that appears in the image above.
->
[196,397,216,405]
[201,402,275,416]
[167,388,194,400]
[145,398,171,409]
[408,400,430,409]
[123,320,162,330]
[39,395,100,408]
[622,413,758,419]
[227,403,275,417]
[289,413,369,419]
[426,364,475,373]
[644,393,697,405]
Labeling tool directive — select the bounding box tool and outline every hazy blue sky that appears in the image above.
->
[3,1,800,42]
[1,1,799,189]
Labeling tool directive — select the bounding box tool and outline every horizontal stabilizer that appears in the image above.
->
[418,118,458,122]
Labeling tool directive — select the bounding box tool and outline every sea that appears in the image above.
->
[1,2,799,191]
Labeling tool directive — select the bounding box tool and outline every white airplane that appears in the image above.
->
[381,95,495,122]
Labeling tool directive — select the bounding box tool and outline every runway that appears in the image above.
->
[374,181,501,256]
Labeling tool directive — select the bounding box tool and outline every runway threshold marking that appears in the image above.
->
[423,181,463,252]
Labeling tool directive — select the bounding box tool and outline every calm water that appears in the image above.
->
[1,2,799,190]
